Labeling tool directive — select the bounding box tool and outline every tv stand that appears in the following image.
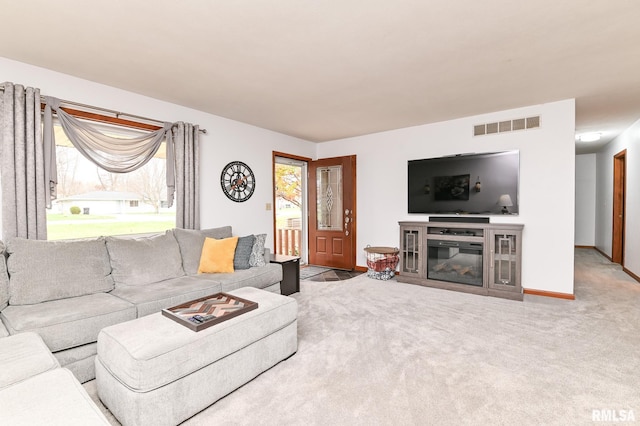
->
[398,221,523,300]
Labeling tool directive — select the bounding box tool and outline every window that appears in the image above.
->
[47,120,176,240]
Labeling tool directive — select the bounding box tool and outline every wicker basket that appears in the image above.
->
[364,246,399,280]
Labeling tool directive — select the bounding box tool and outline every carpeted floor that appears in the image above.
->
[85,248,640,425]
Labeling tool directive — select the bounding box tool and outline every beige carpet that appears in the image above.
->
[85,248,640,425]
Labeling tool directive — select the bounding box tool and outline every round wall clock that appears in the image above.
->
[220,161,255,202]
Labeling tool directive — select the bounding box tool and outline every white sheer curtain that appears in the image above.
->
[0,82,48,239]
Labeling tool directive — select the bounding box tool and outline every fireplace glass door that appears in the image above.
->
[427,240,483,286]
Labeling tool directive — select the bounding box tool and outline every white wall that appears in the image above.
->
[1,57,580,294]
[0,57,317,248]
[575,154,596,246]
[595,118,640,277]
[318,100,577,295]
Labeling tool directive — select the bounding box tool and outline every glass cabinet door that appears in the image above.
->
[490,231,520,290]
[400,226,423,277]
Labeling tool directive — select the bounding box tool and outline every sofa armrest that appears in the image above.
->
[263,248,271,264]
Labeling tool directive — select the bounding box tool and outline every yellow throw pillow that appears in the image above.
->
[198,236,239,274]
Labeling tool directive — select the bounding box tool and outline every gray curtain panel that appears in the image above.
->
[170,122,200,230]
[0,82,48,240]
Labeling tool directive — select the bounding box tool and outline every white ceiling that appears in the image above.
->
[2,1,640,154]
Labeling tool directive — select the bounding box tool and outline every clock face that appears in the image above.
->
[220,161,255,202]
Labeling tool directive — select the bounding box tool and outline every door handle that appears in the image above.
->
[345,209,351,236]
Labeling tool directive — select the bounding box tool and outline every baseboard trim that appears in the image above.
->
[623,267,640,283]
[575,245,595,249]
[593,247,613,262]
[523,288,575,300]
[575,246,640,284]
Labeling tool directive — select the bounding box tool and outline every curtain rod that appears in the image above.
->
[0,85,207,134]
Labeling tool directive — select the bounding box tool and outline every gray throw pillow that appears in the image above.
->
[249,234,267,267]
[173,226,233,275]
[6,237,114,305]
[234,235,255,270]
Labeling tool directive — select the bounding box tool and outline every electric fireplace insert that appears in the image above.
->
[427,239,483,286]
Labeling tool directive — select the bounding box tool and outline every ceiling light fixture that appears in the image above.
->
[577,132,601,142]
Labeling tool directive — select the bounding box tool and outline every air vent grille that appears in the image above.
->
[526,116,540,129]
[512,118,526,131]
[473,115,540,137]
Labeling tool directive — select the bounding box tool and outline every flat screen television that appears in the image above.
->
[408,150,519,215]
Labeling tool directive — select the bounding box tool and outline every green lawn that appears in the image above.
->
[47,213,115,221]
[46,214,175,240]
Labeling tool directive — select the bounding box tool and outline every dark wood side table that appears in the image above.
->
[270,254,300,296]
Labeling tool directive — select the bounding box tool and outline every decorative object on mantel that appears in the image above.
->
[474,176,481,192]
[498,194,513,214]
[220,161,255,202]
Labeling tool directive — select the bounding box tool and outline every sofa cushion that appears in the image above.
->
[0,293,136,352]
[0,241,8,310]
[0,368,111,425]
[234,235,255,270]
[106,231,185,286]
[208,263,283,292]
[249,233,267,267]
[0,321,8,338]
[173,226,233,275]
[198,236,239,274]
[0,332,60,390]
[6,237,114,305]
[110,276,223,318]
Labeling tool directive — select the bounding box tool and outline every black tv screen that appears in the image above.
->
[408,150,519,215]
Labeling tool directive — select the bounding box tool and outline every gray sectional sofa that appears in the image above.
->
[0,226,282,383]
[0,332,110,425]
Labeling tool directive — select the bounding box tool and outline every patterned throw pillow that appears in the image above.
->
[233,235,255,270]
[249,234,267,267]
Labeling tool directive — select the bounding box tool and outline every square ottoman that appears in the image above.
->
[95,287,297,426]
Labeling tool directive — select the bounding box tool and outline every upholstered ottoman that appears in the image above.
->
[95,287,297,426]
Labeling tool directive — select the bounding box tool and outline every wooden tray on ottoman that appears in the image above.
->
[162,292,258,332]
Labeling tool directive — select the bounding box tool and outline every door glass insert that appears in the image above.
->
[316,166,343,231]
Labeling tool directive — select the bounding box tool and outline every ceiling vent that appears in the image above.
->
[473,115,540,137]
